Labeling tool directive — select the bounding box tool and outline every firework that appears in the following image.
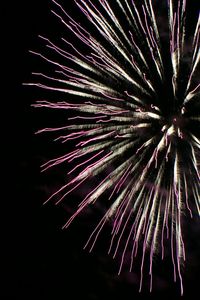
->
[28,0,200,294]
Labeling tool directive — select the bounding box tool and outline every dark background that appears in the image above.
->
[5,0,200,299]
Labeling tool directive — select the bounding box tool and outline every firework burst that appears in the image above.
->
[28,0,200,294]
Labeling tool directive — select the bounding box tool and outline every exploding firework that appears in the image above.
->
[28,0,200,294]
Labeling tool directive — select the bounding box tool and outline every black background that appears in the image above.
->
[5,0,200,299]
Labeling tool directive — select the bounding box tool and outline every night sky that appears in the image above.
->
[5,0,200,299]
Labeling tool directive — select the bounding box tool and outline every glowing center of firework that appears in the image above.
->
[164,114,187,139]
[172,115,186,128]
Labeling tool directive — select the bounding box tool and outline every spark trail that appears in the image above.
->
[28,0,200,294]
